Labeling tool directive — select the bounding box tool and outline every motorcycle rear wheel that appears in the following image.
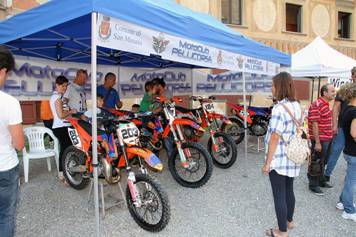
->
[126,173,170,232]
[62,146,90,190]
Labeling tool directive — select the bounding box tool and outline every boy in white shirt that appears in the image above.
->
[0,45,25,237]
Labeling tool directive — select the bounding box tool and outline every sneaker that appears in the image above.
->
[309,186,324,196]
[324,175,330,182]
[342,211,356,222]
[336,202,356,210]
[320,182,333,188]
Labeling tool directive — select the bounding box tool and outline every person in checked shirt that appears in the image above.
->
[263,72,302,237]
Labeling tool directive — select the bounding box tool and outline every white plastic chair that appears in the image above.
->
[23,127,60,183]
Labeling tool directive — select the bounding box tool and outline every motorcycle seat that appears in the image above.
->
[176,106,200,116]
[78,120,106,136]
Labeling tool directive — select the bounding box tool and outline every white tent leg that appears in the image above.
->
[242,72,248,177]
[91,12,100,237]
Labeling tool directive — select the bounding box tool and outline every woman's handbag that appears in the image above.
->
[280,104,311,165]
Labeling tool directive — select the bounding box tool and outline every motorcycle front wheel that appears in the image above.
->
[168,141,213,188]
[126,174,170,232]
[207,132,237,169]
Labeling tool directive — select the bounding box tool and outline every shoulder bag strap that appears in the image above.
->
[280,103,301,128]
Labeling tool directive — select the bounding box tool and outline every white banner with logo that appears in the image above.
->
[96,14,280,75]
[119,67,192,98]
[6,56,275,101]
[193,70,272,95]
[6,56,117,101]
[328,77,352,89]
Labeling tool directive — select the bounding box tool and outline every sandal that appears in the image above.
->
[287,221,295,230]
[265,228,276,237]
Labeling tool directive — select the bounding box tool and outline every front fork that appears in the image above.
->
[205,116,221,153]
[171,124,190,168]
[118,137,142,207]
[127,171,142,207]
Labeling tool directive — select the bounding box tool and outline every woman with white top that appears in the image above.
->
[263,72,302,237]
[50,76,77,180]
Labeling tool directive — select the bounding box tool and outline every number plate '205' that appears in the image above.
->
[68,127,82,148]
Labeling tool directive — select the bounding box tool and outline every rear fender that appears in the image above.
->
[66,118,92,152]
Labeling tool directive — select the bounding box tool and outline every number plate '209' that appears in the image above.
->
[117,122,140,146]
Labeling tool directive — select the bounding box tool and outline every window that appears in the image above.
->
[338,12,352,39]
[286,3,302,32]
[222,0,242,25]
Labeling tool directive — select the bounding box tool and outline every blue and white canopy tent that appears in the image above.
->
[0,0,290,235]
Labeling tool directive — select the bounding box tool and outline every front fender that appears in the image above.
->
[173,118,204,132]
[118,147,163,172]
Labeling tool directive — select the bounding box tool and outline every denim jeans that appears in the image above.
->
[340,154,356,214]
[269,170,295,232]
[163,134,175,159]
[325,128,345,177]
[0,164,20,237]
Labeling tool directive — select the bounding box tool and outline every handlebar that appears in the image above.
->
[190,95,216,102]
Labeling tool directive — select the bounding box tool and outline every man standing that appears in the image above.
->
[63,69,88,112]
[0,46,25,237]
[307,83,335,195]
[97,72,122,109]
[325,67,356,182]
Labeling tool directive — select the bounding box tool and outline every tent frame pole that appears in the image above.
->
[91,12,100,237]
[311,78,315,103]
[317,76,321,98]
[242,71,248,177]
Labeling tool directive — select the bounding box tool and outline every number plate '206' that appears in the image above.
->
[68,127,82,148]
[117,123,140,146]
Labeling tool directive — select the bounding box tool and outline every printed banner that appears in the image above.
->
[193,70,272,95]
[328,77,352,89]
[96,14,279,75]
[119,67,192,98]
[5,56,117,101]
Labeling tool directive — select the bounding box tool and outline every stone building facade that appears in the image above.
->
[177,0,356,59]
[3,0,354,58]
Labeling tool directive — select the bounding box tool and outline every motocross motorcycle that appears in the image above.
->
[62,112,170,232]
[175,96,238,169]
[131,97,214,188]
[223,102,272,145]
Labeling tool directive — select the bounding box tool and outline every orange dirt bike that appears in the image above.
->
[175,96,238,169]
[125,97,214,188]
[62,112,170,232]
